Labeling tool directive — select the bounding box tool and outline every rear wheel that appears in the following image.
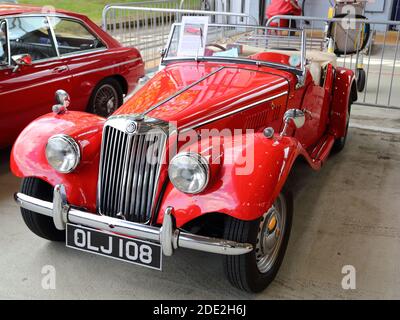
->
[87,78,124,117]
[20,178,65,242]
[223,188,293,293]
[356,68,366,92]
[332,101,352,153]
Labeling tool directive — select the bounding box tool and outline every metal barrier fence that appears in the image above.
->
[102,2,257,71]
[267,15,400,110]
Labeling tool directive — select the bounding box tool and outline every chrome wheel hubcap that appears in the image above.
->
[256,194,286,273]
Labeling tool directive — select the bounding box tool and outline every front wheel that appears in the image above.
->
[87,78,124,117]
[223,188,293,293]
[20,178,65,242]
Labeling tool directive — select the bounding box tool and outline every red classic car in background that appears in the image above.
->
[12,21,357,293]
[0,4,144,148]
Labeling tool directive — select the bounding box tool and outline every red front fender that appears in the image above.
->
[157,132,307,228]
[10,111,105,212]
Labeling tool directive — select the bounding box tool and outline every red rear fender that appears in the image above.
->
[330,67,357,138]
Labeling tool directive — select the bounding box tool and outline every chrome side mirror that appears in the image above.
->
[281,109,305,136]
[52,90,71,114]
[12,53,32,72]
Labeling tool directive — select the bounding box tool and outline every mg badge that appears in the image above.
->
[126,121,137,134]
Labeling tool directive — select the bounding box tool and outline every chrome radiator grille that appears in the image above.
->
[98,117,167,223]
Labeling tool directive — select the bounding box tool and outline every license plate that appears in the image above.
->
[66,224,162,270]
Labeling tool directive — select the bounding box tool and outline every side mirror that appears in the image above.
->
[12,54,32,72]
[281,109,305,136]
[52,90,71,115]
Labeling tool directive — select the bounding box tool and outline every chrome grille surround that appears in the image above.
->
[97,115,172,224]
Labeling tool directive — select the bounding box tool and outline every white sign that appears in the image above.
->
[177,16,209,57]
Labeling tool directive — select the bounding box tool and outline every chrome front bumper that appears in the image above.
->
[14,185,253,257]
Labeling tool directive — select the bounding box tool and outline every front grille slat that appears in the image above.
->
[140,134,153,222]
[123,135,136,217]
[109,130,121,214]
[147,136,159,213]
[112,131,126,214]
[98,119,167,224]
[102,127,114,214]
[105,129,116,213]
[135,136,149,222]
[129,135,144,221]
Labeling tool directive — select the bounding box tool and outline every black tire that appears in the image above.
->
[332,101,352,153]
[87,78,124,117]
[20,178,65,242]
[356,68,366,93]
[223,188,293,293]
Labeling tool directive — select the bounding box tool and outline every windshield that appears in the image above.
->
[0,20,7,65]
[163,21,306,75]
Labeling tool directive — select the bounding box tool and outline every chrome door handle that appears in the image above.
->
[53,66,68,73]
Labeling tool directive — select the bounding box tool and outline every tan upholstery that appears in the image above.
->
[242,45,337,85]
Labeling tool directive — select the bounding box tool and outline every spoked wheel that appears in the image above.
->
[224,188,293,293]
[87,78,123,117]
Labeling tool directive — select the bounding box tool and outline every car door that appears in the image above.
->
[49,17,108,111]
[0,15,71,147]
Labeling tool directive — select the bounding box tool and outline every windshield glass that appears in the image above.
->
[0,20,7,65]
[163,22,306,74]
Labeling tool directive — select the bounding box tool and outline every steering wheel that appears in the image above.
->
[12,46,51,61]
[31,49,51,61]
[206,43,226,52]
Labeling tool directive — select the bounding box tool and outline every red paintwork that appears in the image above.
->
[0,4,144,148]
[11,53,356,228]
[330,67,357,138]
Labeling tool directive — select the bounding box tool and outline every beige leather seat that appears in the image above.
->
[242,45,337,85]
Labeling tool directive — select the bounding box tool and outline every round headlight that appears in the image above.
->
[168,152,209,194]
[46,134,80,173]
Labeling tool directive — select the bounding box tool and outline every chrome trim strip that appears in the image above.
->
[73,58,141,78]
[47,16,60,57]
[180,91,289,133]
[142,66,225,116]
[14,187,253,256]
[0,75,71,96]
[0,18,11,67]
[0,59,139,97]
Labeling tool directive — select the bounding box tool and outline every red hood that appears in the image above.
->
[115,62,290,129]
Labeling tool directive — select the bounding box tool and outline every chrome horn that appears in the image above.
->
[280,109,306,137]
[52,90,71,115]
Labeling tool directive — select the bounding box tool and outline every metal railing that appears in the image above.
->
[102,2,258,71]
[267,15,400,110]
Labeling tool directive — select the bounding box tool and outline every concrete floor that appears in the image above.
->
[0,105,399,299]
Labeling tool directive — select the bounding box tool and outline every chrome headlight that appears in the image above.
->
[46,134,80,173]
[168,152,209,194]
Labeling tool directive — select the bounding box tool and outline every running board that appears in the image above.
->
[310,134,335,166]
